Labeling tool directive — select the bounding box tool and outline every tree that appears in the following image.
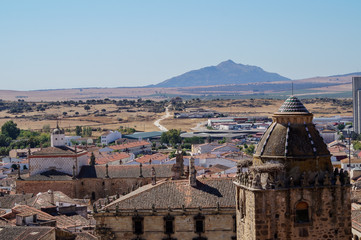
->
[0,134,11,147]
[42,124,51,133]
[337,123,345,131]
[339,134,345,141]
[160,129,182,146]
[75,126,82,136]
[183,136,204,144]
[83,127,92,137]
[90,152,96,166]
[84,105,91,111]
[1,121,20,139]
[245,144,255,155]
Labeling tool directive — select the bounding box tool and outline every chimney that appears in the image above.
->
[48,189,54,205]
[105,164,109,178]
[17,164,21,180]
[189,155,197,187]
[151,167,156,185]
[171,147,184,180]
[139,163,143,178]
[72,165,76,179]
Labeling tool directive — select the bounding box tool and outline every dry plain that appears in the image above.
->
[0,98,352,134]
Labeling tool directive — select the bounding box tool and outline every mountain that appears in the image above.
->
[154,60,290,87]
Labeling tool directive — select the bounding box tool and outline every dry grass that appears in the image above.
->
[160,118,206,132]
[0,98,352,135]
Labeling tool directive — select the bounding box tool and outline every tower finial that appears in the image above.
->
[291,81,294,96]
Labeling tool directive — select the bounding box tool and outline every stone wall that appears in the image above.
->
[16,177,161,200]
[236,185,352,240]
[95,209,236,240]
[16,180,76,198]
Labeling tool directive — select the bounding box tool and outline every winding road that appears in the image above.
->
[154,106,171,131]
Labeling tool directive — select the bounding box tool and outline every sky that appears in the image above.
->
[0,1,361,90]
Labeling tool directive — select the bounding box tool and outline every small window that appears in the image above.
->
[133,216,144,235]
[164,215,174,234]
[295,201,309,223]
[194,214,205,233]
[232,215,236,233]
[55,138,57,140]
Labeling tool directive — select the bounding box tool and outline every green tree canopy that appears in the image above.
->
[161,129,182,146]
[0,134,12,147]
[1,121,20,139]
[75,126,82,136]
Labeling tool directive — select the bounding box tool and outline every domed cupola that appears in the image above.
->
[253,96,332,176]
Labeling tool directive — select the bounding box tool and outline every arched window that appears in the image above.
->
[295,201,309,223]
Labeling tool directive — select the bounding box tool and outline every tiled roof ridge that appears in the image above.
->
[104,179,168,209]
[278,95,309,113]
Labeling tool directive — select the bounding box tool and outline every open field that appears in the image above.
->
[0,74,356,102]
[0,98,353,135]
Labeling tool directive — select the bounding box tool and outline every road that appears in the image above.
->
[154,105,171,131]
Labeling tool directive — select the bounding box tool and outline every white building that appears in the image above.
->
[101,131,122,145]
[28,126,88,176]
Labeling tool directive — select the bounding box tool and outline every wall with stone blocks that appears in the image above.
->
[236,185,352,240]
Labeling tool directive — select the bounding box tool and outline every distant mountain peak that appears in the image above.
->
[154,60,290,88]
[217,59,237,66]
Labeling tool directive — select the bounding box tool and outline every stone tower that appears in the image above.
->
[234,96,351,240]
[50,123,66,147]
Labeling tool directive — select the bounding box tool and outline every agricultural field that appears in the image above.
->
[0,98,353,135]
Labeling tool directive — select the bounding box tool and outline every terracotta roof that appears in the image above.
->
[0,194,34,209]
[135,153,168,164]
[31,146,86,156]
[1,205,54,223]
[341,157,361,164]
[23,170,73,181]
[74,232,98,240]
[54,214,90,229]
[95,152,130,165]
[194,153,217,159]
[328,141,346,148]
[26,191,78,209]
[0,226,55,240]
[278,96,309,113]
[78,164,173,178]
[109,141,151,151]
[352,209,361,233]
[206,164,230,174]
[104,178,235,211]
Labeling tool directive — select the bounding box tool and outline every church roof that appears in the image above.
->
[23,170,73,181]
[104,178,235,211]
[78,164,173,179]
[278,96,309,113]
[31,146,86,156]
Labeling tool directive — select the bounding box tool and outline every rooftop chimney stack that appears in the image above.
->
[189,155,197,187]
[151,167,156,185]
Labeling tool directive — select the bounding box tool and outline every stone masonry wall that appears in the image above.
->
[95,210,236,240]
[236,185,352,240]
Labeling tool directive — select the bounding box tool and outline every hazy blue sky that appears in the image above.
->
[1,1,360,90]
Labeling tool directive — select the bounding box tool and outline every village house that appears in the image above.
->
[101,131,122,145]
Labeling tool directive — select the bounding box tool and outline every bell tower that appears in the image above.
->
[51,122,66,147]
[234,96,351,239]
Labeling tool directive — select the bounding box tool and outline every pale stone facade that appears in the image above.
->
[29,153,88,176]
[95,209,236,240]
